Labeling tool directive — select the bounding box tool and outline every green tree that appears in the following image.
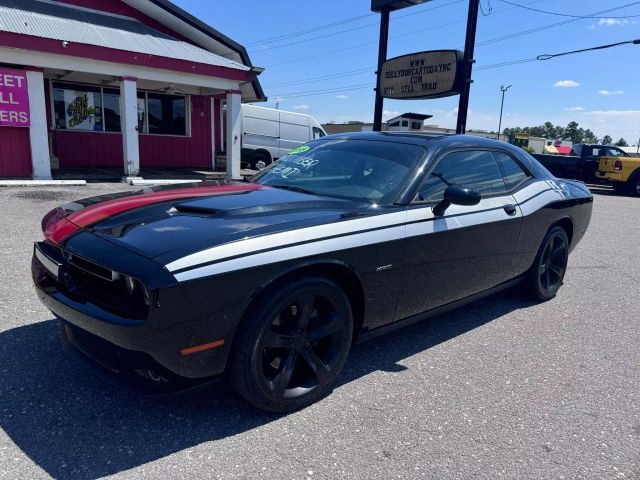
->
[553,126,565,140]
[529,125,546,137]
[583,129,598,144]
[601,135,613,145]
[563,121,581,143]
[615,138,628,147]
[543,122,555,138]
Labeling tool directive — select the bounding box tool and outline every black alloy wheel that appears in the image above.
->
[228,277,353,412]
[526,226,569,301]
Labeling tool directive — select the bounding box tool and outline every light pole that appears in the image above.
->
[497,84,512,140]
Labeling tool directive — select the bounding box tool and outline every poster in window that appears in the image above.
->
[63,90,101,131]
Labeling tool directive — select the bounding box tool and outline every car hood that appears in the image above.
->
[45,181,367,265]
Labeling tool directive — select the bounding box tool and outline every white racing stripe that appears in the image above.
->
[169,180,565,282]
[166,209,408,272]
[174,224,407,282]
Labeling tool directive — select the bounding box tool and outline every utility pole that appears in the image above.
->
[456,0,480,134]
[497,84,512,140]
[373,8,390,132]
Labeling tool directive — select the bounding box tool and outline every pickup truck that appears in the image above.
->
[596,153,640,195]
[531,144,629,183]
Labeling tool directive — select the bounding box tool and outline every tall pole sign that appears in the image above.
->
[372,0,480,134]
[456,0,480,134]
[371,0,432,132]
[372,8,390,132]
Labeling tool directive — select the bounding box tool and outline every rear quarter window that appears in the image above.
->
[494,151,530,190]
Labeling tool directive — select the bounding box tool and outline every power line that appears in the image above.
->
[272,83,375,100]
[265,1,640,99]
[245,13,374,47]
[474,2,640,47]
[247,0,464,52]
[263,67,374,88]
[266,55,537,90]
[261,0,555,68]
[537,38,640,60]
[498,0,640,18]
[270,56,539,99]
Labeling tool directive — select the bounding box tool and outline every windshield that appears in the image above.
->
[252,139,425,204]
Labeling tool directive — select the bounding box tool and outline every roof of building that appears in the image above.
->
[388,112,433,122]
[0,0,265,101]
[123,0,265,101]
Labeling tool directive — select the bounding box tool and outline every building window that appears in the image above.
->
[411,121,421,130]
[401,120,408,127]
[52,82,189,136]
[103,88,121,132]
[53,83,103,132]
[146,93,186,135]
[389,121,400,127]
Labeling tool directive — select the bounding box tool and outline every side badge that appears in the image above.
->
[376,264,393,272]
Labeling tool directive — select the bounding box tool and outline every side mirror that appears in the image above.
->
[432,184,481,217]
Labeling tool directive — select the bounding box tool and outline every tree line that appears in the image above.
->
[503,121,628,146]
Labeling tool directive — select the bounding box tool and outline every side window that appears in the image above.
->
[312,127,325,140]
[605,147,627,157]
[494,151,529,190]
[591,148,602,157]
[415,150,506,203]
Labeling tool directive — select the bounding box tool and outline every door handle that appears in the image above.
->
[503,204,517,215]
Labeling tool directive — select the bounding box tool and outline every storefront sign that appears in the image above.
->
[371,0,432,12]
[379,50,464,100]
[0,68,30,127]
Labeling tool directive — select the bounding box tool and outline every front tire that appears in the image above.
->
[228,277,353,412]
[525,226,569,301]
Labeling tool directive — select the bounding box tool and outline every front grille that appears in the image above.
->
[36,242,149,320]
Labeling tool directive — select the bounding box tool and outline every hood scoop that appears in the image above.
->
[169,204,219,217]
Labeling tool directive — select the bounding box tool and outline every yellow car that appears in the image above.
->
[597,152,640,195]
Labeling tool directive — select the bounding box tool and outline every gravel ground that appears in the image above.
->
[0,184,638,480]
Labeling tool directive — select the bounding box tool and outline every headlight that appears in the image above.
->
[121,274,151,307]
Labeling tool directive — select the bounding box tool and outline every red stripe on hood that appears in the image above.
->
[45,183,264,244]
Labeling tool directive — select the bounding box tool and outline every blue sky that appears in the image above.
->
[175,0,640,142]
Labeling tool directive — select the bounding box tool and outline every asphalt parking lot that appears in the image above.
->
[0,184,638,479]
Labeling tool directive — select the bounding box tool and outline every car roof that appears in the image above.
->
[323,131,514,150]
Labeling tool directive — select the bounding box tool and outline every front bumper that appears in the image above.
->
[32,240,232,387]
[58,320,219,395]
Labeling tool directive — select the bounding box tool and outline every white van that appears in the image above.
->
[240,104,327,170]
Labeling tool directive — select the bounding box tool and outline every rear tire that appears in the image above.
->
[524,226,569,301]
[627,172,640,196]
[250,153,271,171]
[227,277,353,412]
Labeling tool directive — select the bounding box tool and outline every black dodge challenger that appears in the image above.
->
[32,132,593,411]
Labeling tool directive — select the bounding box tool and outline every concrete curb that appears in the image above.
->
[127,178,204,186]
[0,180,87,187]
